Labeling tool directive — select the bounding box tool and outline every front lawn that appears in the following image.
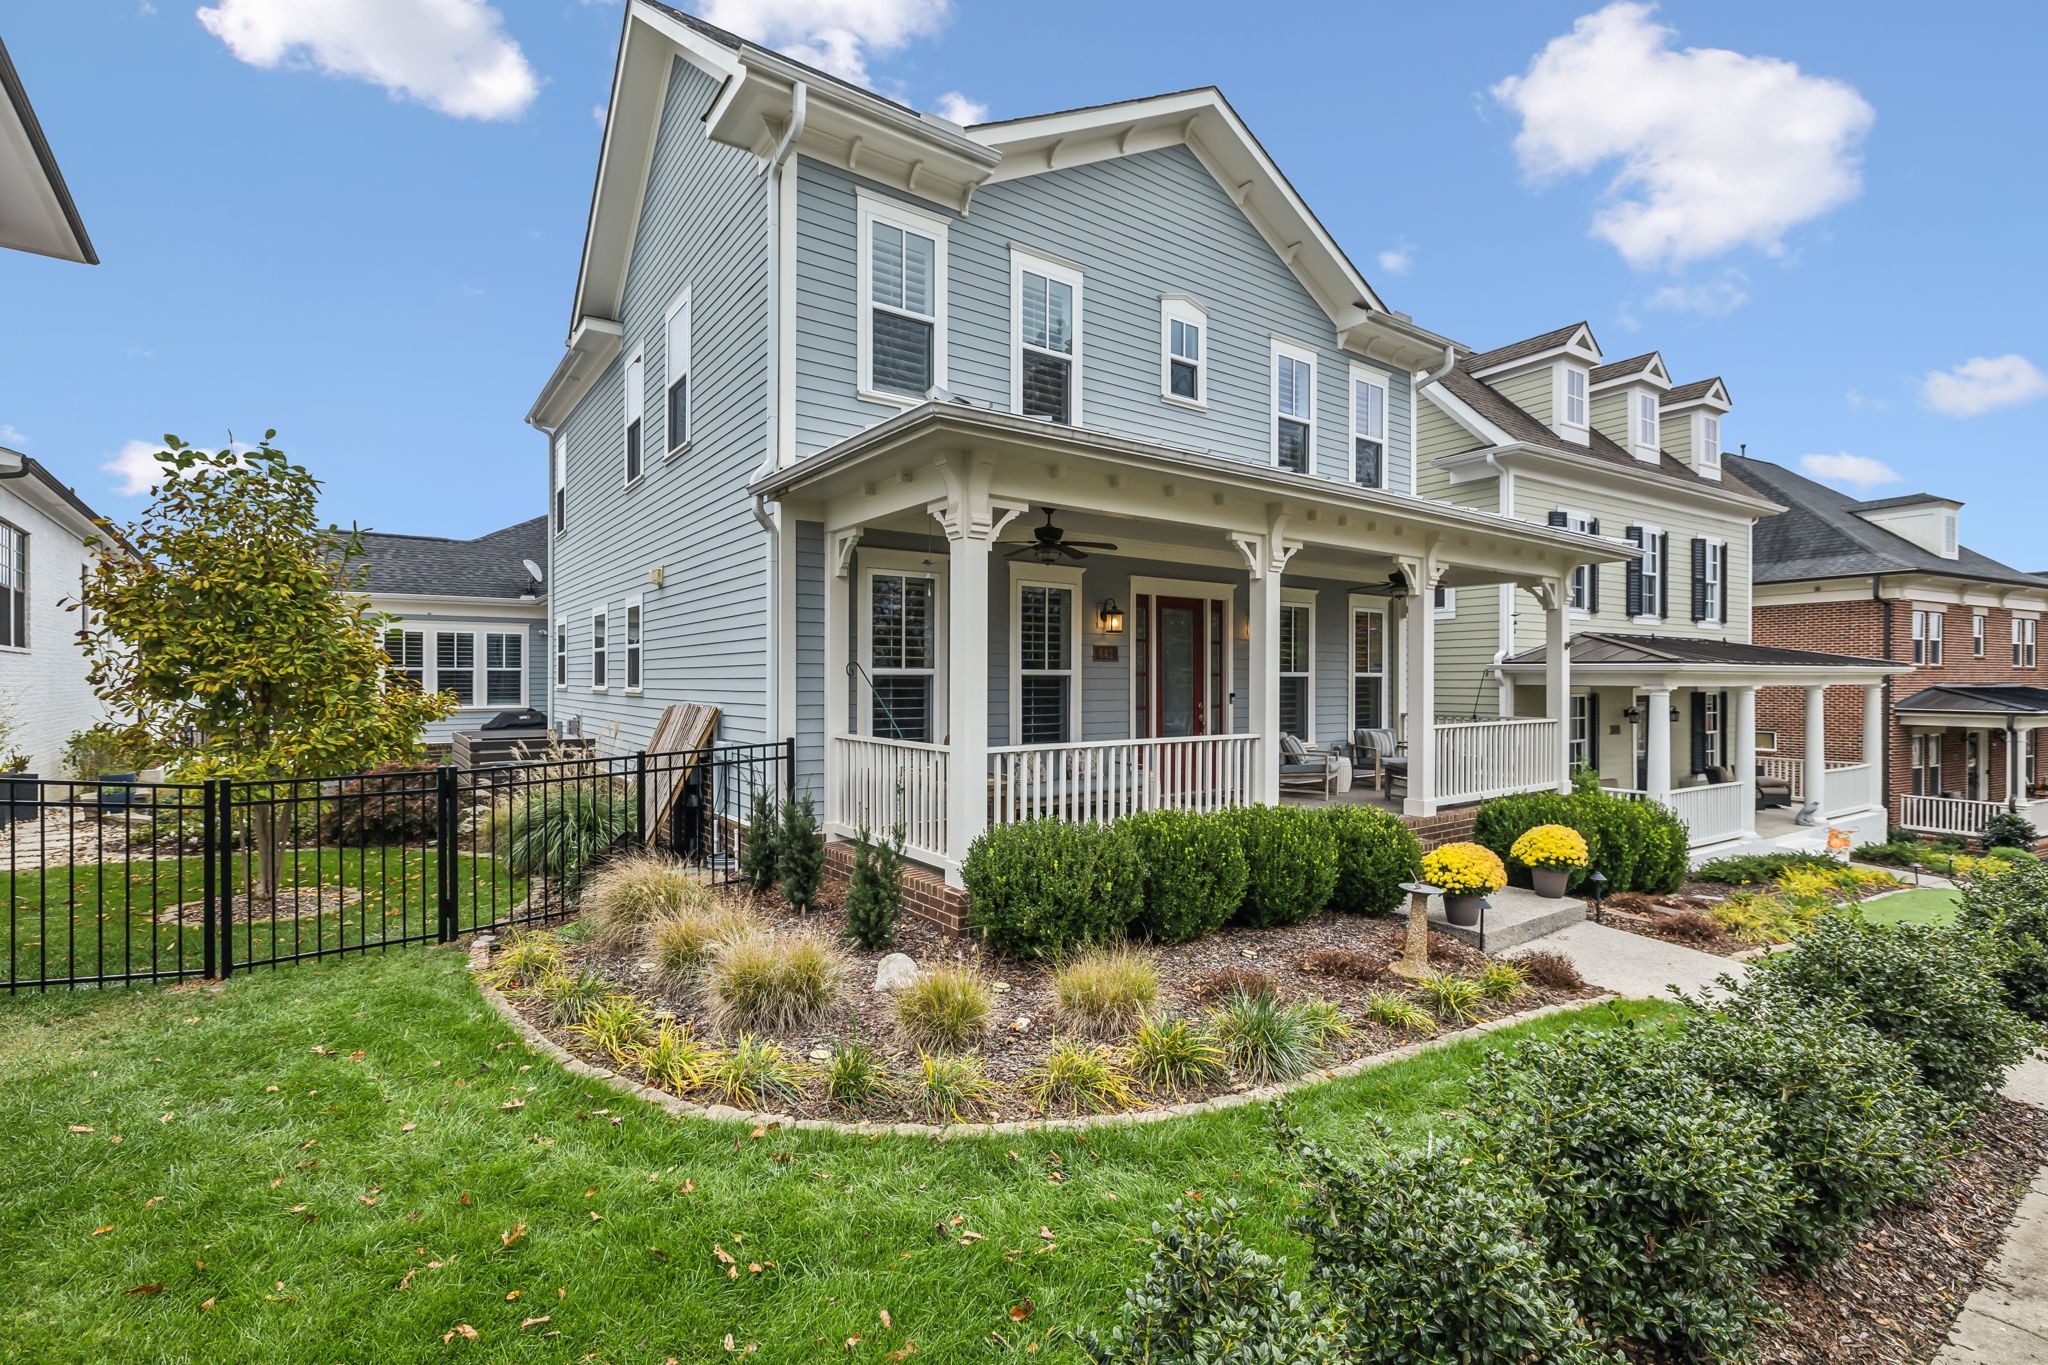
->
[1860,887,1961,927]
[0,947,1674,1362]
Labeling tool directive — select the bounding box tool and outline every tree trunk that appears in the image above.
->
[248,802,282,909]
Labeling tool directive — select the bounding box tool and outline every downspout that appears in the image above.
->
[1413,344,1457,392]
[751,82,808,745]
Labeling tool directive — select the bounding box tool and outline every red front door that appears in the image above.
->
[1152,597,1207,738]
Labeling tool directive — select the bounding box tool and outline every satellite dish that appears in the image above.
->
[522,558,545,584]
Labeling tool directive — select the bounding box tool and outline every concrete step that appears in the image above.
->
[1429,885,1588,952]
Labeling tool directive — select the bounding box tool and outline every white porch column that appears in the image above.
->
[1863,683,1886,816]
[1645,686,1674,803]
[1399,555,1440,817]
[1732,686,1759,839]
[1248,558,1284,806]
[1801,686,1828,823]
[943,524,991,881]
[1541,577,1571,793]
[821,529,857,833]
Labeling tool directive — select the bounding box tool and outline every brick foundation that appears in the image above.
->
[1401,806,1480,850]
[823,840,969,935]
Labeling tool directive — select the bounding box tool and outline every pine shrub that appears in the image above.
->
[1120,809,1248,943]
[842,822,904,951]
[777,791,825,913]
[738,784,780,893]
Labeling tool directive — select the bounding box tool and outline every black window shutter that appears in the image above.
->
[1719,690,1731,766]
[1690,538,1708,622]
[1547,510,1568,529]
[1658,534,1671,619]
[1690,692,1709,774]
[1718,544,1730,624]
[1586,519,1601,613]
[1625,527,1644,617]
[1588,692,1602,772]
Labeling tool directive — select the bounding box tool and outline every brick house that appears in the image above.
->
[1730,454,2048,841]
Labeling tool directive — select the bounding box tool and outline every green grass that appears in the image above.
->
[4,850,526,987]
[1858,887,1961,927]
[0,949,1678,1362]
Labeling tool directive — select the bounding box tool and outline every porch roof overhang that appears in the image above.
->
[1499,632,1904,689]
[1895,685,2048,730]
[750,403,1639,588]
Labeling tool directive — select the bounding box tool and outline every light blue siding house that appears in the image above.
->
[530,2,1627,887]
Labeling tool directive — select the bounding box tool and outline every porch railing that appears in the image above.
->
[830,735,950,865]
[988,734,1258,827]
[1434,718,1561,806]
[1897,794,2002,840]
[1759,756,1871,803]
[1820,762,1879,819]
[1667,781,1748,847]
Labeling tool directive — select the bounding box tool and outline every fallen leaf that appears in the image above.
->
[588,1211,602,1223]
[499,1099,525,1112]
[712,1244,736,1265]
[68,1125,94,1134]
[91,1225,114,1237]
[520,1315,551,1329]
[843,1338,861,1350]
[879,1309,893,1329]
[143,1197,164,1209]
[359,1195,378,1206]
[459,1191,472,1207]
[199,1297,216,1312]
[505,1291,522,1301]
[124,1284,164,1297]
[887,1344,919,1363]
[1009,1299,1035,1322]
[270,1177,284,1189]
[443,1323,479,1343]
[1038,1227,1055,1242]
[747,1263,762,1274]
[401,1123,417,1134]
[501,1222,527,1247]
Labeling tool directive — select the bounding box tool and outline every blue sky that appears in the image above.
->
[5,1,2045,565]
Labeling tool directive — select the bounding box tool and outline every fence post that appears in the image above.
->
[436,765,459,943]
[215,779,234,979]
[784,736,797,804]
[634,751,649,851]
[200,778,219,979]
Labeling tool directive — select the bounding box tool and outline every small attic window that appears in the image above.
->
[1698,414,1721,473]
[1562,367,1588,427]
[1634,391,1658,450]
[1942,511,1959,558]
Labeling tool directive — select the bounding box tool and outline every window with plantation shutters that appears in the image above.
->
[870,570,938,741]
[384,628,425,692]
[1273,341,1316,473]
[435,632,476,705]
[1352,607,1385,730]
[859,196,947,401]
[1016,581,1074,744]
[1550,509,1595,611]
[485,632,523,705]
[1014,254,1081,424]
[1351,367,1387,488]
[1279,600,1312,740]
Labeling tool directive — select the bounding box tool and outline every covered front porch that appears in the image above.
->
[1892,685,2048,841]
[759,404,1632,880]
[1500,634,1902,850]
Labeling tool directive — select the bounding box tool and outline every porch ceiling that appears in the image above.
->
[753,402,1636,588]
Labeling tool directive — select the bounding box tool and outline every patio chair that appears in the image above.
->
[1350,727,1407,797]
[1755,763,1792,810]
[1278,733,1340,799]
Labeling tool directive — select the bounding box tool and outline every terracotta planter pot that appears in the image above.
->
[1530,867,1571,900]
[1443,893,1485,927]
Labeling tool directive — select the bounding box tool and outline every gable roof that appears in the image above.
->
[1590,351,1667,387]
[0,450,126,548]
[1726,454,2048,590]
[0,36,94,264]
[1464,322,1594,376]
[1855,492,1961,512]
[1663,377,1729,407]
[356,517,548,601]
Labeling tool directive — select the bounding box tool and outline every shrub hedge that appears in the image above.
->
[1318,805,1420,916]
[1474,788,1689,894]
[1958,859,2048,1022]
[961,819,1144,959]
[1220,805,1340,929]
[1121,809,1249,943]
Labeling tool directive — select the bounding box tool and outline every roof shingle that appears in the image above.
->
[356,517,548,600]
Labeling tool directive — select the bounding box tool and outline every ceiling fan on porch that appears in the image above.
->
[1004,507,1118,564]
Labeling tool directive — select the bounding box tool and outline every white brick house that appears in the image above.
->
[0,454,120,774]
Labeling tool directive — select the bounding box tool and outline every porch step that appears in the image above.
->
[1429,884,1588,953]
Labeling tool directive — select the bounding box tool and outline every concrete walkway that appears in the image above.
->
[1505,919,1747,1001]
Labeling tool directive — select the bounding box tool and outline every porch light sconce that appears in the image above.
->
[1622,705,1641,724]
[1097,597,1125,634]
[1586,870,1609,924]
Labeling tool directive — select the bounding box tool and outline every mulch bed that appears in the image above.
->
[162,887,362,924]
[1595,889,1753,957]
[1753,1099,2048,1364]
[500,885,1598,1123]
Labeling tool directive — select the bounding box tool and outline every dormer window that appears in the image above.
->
[1562,367,1588,428]
[1634,391,1658,450]
[1698,414,1722,474]
[1942,512,1958,558]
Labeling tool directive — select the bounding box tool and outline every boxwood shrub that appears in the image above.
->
[1121,809,1250,943]
[1221,805,1339,929]
[961,818,1143,959]
[1475,788,1688,894]
[1959,859,2048,1021]
[1317,805,1421,916]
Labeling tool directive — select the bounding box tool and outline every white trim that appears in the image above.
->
[1127,575,1237,737]
[662,287,692,458]
[1346,594,1388,737]
[1010,246,1084,425]
[1558,506,1595,616]
[1008,561,1084,745]
[432,628,478,709]
[1702,536,1725,624]
[1470,325,1602,380]
[858,547,948,741]
[481,628,527,709]
[553,616,568,690]
[1278,587,1316,742]
[1270,337,1318,474]
[1695,412,1722,479]
[621,347,645,487]
[1630,388,1660,462]
[1348,363,1389,490]
[1433,586,1457,620]
[1555,364,1590,443]
[551,433,566,536]
[856,191,950,406]
[1160,294,1207,409]
[589,604,609,692]
[622,593,644,695]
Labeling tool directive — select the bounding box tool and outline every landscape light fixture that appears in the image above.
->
[1586,870,1609,923]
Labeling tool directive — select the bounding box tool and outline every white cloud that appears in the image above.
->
[1921,354,2048,419]
[1642,270,1749,316]
[1843,387,1889,413]
[933,91,986,125]
[1800,452,1901,492]
[0,424,25,447]
[592,103,607,127]
[698,0,952,87]
[103,439,256,497]
[195,0,538,121]
[1376,246,1414,276]
[1492,2,1874,269]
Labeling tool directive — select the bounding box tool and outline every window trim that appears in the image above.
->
[1159,294,1207,409]
[483,630,526,709]
[383,626,426,694]
[1008,561,1083,746]
[1349,363,1389,490]
[589,605,609,693]
[1974,611,1987,658]
[1633,389,1659,453]
[623,593,644,695]
[858,548,948,741]
[1696,412,1723,478]
[621,347,645,487]
[1010,246,1084,425]
[1557,365,1589,436]
[1702,536,1725,624]
[1270,337,1318,473]
[0,518,26,650]
[662,287,691,459]
[1634,522,1664,623]
[433,629,479,709]
[554,616,568,690]
[1278,588,1316,742]
[1558,507,1597,616]
[2016,616,2039,669]
[1914,608,1944,667]
[855,191,950,407]
[1911,732,1942,797]
[1433,586,1456,620]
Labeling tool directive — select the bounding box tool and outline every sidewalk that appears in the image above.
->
[1505,919,1747,1001]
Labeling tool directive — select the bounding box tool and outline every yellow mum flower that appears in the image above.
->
[1421,841,1508,896]
[1509,824,1590,873]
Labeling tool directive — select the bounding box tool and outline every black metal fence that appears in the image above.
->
[1,740,792,991]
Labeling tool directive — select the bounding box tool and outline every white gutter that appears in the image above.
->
[1413,343,1457,392]
[752,80,807,745]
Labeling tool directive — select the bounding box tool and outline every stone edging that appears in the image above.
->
[466,934,1615,1138]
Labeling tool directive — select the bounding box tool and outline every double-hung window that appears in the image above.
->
[866,562,940,742]
[859,195,946,401]
[1272,341,1316,473]
[0,520,24,648]
[1015,572,1077,745]
[590,608,608,690]
[1569,694,1593,771]
[1911,734,1942,796]
[1975,612,1988,657]
[664,290,691,455]
[1698,414,1722,474]
[1634,390,1659,450]
[622,349,644,484]
[1279,598,1313,741]
[551,437,566,535]
[1351,606,1385,730]
[1014,250,1081,423]
[2017,617,2039,668]
[624,597,643,691]
[435,632,476,706]
[1702,539,1725,623]
[1561,367,1588,428]
[554,618,567,689]
[1161,297,1205,405]
[1350,367,1388,489]
[1913,609,1943,666]
[1639,528,1663,619]
[484,632,523,706]
[383,628,425,692]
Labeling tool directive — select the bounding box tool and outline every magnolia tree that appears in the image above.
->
[75,434,453,902]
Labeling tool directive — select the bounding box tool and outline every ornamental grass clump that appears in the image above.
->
[1362,991,1435,1034]
[1508,823,1589,876]
[1125,1014,1228,1095]
[645,902,752,984]
[1417,970,1483,1024]
[571,994,653,1065]
[895,963,992,1051]
[635,1020,714,1092]
[820,1034,898,1111]
[1051,945,1160,1038]
[492,931,566,989]
[1476,959,1527,1002]
[582,853,712,949]
[1211,990,1333,1084]
[536,969,614,1028]
[1419,842,1507,897]
[700,1033,802,1110]
[483,777,632,894]
[1025,1039,1139,1115]
[700,927,843,1034]
[909,1051,997,1123]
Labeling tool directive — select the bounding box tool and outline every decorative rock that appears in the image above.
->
[1009,1015,1032,1033]
[808,1047,833,1062]
[872,953,920,991]
[990,980,1012,993]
